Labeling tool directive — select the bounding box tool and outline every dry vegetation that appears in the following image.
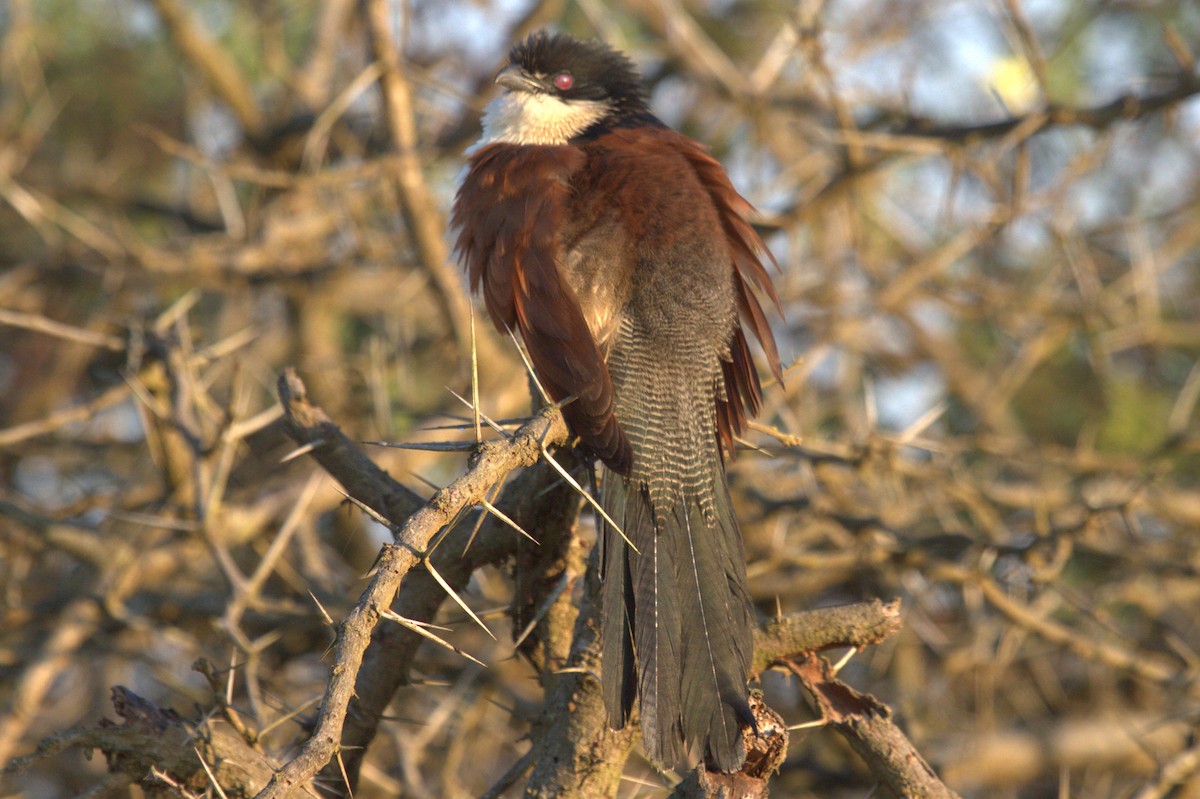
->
[2,1,1199,797]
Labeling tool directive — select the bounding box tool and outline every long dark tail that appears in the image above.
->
[600,455,755,771]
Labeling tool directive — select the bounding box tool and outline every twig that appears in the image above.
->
[147,0,265,137]
[933,564,1183,683]
[362,0,480,365]
[0,598,103,765]
[765,70,1200,230]
[789,655,963,799]
[1123,734,1200,799]
[751,598,903,677]
[0,308,124,350]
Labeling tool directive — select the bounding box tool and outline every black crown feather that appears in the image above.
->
[509,31,649,116]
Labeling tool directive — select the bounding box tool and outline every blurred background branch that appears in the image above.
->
[1,0,1198,797]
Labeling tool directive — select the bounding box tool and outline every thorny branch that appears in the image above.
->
[256,370,571,798]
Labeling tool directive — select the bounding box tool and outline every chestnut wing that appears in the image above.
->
[453,144,632,472]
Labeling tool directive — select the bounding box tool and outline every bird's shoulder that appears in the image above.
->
[574,116,711,175]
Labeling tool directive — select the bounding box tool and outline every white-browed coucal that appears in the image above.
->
[452,31,781,771]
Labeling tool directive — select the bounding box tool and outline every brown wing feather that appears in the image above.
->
[664,131,783,454]
[453,144,632,472]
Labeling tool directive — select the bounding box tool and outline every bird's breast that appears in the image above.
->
[560,216,633,353]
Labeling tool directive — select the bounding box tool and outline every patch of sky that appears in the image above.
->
[364,518,394,548]
[908,5,1011,121]
[190,101,241,159]
[805,343,843,391]
[650,75,697,133]
[1134,138,1200,218]
[874,362,946,432]
[1080,14,1152,102]
[407,0,538,81]
[125,0,165,39]
[1182,95,1200,137]
[718,122,786,209]
[82,399,146,444]
[882,159,959,234]
[1068,169,1122,229]
[863,314,914,360]
[14,455,76,509]
[1065,121,1199,229]
[1018,0,1072,28]
[910,297,954,338]
[1000,213,1053,262]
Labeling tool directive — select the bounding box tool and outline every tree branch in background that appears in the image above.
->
[770,68,1200,229]
[363,0,483,366]
[147,0,266,139]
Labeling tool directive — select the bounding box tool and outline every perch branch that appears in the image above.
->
[256,370,570,799]
[790,655,962,799]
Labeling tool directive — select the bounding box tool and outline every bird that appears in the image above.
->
[451,30,781,772]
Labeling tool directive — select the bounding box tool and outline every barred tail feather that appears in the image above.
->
[673,474,754,770]
[600,461,753,771]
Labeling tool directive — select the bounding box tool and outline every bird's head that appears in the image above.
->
[478,31,649,147]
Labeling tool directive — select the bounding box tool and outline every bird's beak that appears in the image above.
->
[494,64,542,93]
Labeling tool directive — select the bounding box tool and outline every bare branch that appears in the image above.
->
[147,0,266,137]
[256,369,571,798]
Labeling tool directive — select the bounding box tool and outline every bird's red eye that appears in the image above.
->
[554,72,574,90]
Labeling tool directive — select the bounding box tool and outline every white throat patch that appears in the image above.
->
[478,91,609,147]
